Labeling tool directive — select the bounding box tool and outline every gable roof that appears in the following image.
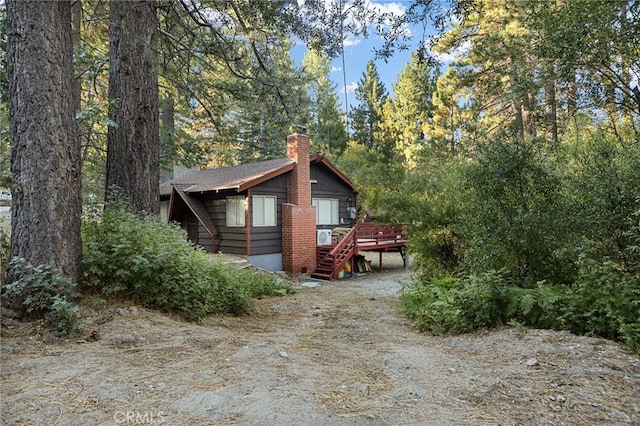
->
[161,155,356,196]
[310,154,355,190]
[169,186,217,238]
[160,158,294,196]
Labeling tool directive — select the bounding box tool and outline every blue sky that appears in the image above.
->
[289,0,447,112]
[291,36,421,110]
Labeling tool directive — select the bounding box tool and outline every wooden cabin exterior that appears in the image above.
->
[160,134,357,275]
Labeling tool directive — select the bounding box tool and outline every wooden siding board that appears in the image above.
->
[310,164,352,193]
[172,160,357,257]
[192,190,249,254]
[248,177,287,255]
[311,164,357,228]
[251,246,282,256]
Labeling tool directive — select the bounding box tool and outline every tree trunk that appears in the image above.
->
[545,79,558,143]
[523,92,537,139]
[566,70,577,122]
[71,0,82,113]
[508,57,525,139]
[159,96,175,183]
[106,0,159,214]
[6,1,82,297]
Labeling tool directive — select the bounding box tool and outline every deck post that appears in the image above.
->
[379,251,383,272]
[350,256,355,277]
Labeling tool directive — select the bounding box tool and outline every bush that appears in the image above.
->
[402,264,639,353]
[82,204,292,321]
[460,136,570,285]
[565,135,640,271]
[0,229,9,285]
[503,282,567,330]
[560,256,640,352]
[46,295,83,337]
[401,271,507,335]
[2,258,82,337]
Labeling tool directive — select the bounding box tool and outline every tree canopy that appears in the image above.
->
[1,0,639,350]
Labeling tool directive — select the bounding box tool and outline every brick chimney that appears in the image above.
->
[281,133,317,277]
[286,133,311,206]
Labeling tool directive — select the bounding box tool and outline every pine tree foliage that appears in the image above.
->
[431,0,639,146]
[302,49,348,157]
[381,51,439,167]
[349,60,389,155]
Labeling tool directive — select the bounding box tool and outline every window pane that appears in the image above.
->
[227,196,245,227]
[264,197,276,226]
[312,198,339,225]
[253,195,276,227]
[253,196,264,226]
[226,198,236,226]
[331,199,339,224]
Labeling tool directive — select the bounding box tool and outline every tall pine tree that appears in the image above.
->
[106,0,159,213]
[381,51,439,167]
[5,1,82,301]
[302,49,347,156]
[349,60,389,156]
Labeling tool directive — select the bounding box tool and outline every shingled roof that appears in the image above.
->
[160,158,295,196]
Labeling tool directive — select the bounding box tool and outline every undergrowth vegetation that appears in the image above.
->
[388,134,640,353]
[1,202,293,336]
[82,204,293,321]
[3,258,83,337]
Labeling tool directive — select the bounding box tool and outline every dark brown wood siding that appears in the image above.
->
[175,163,356,255]
[310,163,357,229]
[178,208,213,251]
[249,173,287,255]
[200,190,247,255]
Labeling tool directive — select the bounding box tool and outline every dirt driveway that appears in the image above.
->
[1,252,639,425]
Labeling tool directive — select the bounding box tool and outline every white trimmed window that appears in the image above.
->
[253,195,277,227]
[312,198,339,225]
[226,196,246,227]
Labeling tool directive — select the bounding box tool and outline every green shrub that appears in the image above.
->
[401,270,565,335]
[2,258,82,337]
[82,205,292,321]
[504,282,567,330]
[460,136,570,285]
[400,134,640,353]
[560,256,640,351]
[46,295,83,337]
[401,271,507,335]
[401,275,466,335]
[565,135,640,271]
[402,264,639,353]
[0,229,9,285]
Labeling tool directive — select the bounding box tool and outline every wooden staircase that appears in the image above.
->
[311,226,358,280]
[311,223,408,280]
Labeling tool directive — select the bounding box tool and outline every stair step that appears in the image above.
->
[311,273,332,279]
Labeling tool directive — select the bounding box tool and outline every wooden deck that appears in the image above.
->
[311,223,407,280]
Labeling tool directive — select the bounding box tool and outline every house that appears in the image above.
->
[160,133,358,276]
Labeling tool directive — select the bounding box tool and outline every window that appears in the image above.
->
[253,195,277,227]
[226,196,246,227]
[312,198,339,225]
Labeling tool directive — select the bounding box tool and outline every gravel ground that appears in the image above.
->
[2,251,639,425]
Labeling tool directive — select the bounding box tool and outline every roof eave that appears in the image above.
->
[310,154,357,193]
[238,163,295,192]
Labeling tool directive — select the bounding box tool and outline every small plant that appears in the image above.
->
[559,257,640,352]
[46,295,83,337]
[0,229,9,285]
[3,258,82,337]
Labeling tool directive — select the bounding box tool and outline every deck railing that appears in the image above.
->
[312,223,406,280]
[354,223,406,249]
